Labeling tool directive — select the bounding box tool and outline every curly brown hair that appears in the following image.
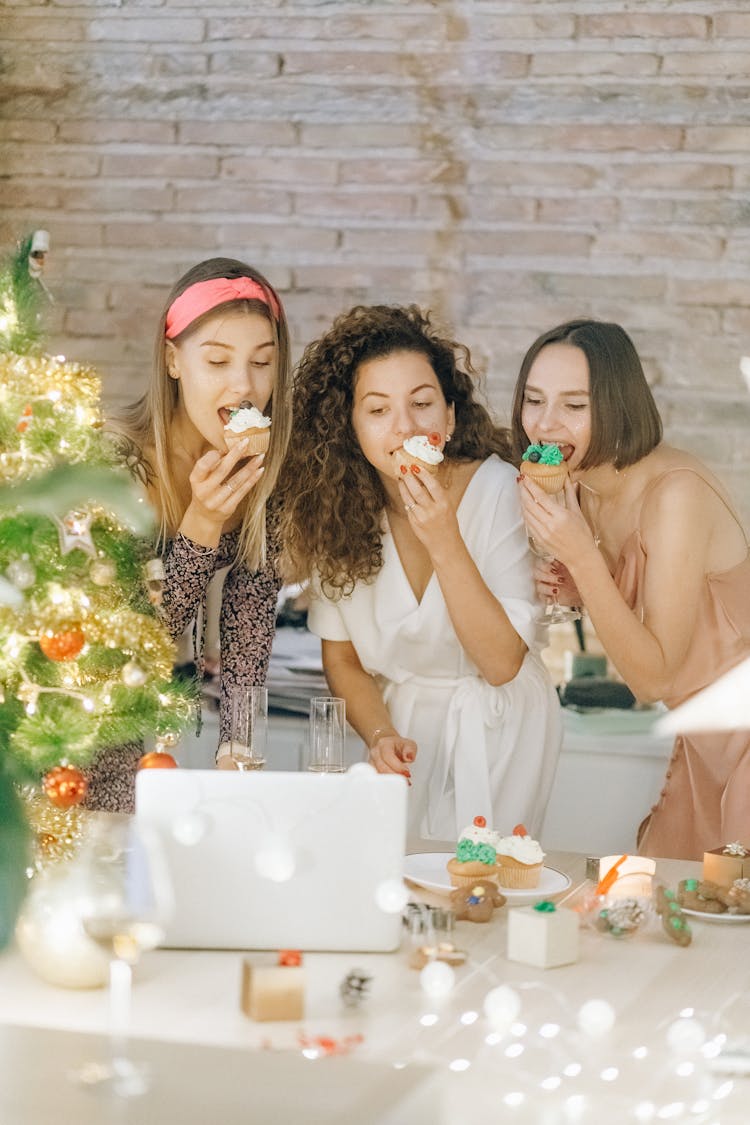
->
[278,304,513,596]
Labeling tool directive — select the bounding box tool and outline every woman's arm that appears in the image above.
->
[522,473,714,701]
[160,533,218,639]
[399,468,527,686]
[322,639,415,780]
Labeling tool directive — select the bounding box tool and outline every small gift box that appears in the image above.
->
[241,951,304,1021]
[506,901,579,969]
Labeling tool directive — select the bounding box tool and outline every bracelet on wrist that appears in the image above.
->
[369,726,395,749]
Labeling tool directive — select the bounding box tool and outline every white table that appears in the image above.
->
[2,852,748,1123]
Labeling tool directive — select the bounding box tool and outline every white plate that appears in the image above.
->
[404,852,571,900]
[681,907,750,924]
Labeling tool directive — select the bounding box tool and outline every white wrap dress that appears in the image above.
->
[307,456,562,841]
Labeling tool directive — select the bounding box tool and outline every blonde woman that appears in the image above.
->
[114,257,292,777]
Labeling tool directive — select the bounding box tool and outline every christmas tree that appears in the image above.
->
[0,234,195,889]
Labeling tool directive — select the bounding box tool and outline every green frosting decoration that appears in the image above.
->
[684,878,698,892]
[522,442,564,466]
[456,838,496,865]
[533,900,557,913]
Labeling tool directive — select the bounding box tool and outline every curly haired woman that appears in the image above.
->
[279,305,561,842]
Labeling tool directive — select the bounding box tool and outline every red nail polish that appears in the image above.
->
[516,475,523,483]
[411,465,420,475]
[552,586,559,595]
[399,465,407,474]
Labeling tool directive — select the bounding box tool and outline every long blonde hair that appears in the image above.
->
[117,257,292,571]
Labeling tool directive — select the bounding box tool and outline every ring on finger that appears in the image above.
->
[226,480,235,494]
[404,501,416,512]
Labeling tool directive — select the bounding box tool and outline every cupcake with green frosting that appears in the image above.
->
[519,442,569,495]
[447,816,501,887]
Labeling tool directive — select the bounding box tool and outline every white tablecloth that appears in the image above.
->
[1,852,747,1123]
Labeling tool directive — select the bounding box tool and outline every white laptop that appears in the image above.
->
[135,767,408,952]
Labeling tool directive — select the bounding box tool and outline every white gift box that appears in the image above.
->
[506,904,579,969]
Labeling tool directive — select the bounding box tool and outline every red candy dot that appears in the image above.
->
[473,815,486,827]
[513,823,528,836]
[428,431,441,447]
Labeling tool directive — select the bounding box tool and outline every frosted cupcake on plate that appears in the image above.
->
[496,824,545,889]
[446,815,501,888]
[393,432,444,478]
[224,401,271,455]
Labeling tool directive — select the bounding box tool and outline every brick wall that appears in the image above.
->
[2,1,750,516]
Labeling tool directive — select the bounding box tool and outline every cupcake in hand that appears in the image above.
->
[393,432,444,478]
[446,815,501,888]
[496,824,545,889]
[224,401,271,455]
[519,442,569,495]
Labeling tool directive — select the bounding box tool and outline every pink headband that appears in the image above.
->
[165,277,281,339]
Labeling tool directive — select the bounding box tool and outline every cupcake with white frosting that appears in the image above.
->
[446,815,501,888]
[224,401,271,455]
[496,824,545,889]
[393,431,444,478]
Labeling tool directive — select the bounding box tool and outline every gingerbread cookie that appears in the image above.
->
[450,880,506,922]
[677,878,726,914]
[726,877,750,914]
[655,886,692,947]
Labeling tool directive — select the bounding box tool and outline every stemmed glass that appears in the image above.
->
[229,686,268,770]
[527,491,581,626]
[72,812,173,1097]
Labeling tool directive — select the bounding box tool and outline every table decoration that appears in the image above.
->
[506,900,580,969]
[339,968,372,1008]
[241,952,305,1021]
[14,853,109,989]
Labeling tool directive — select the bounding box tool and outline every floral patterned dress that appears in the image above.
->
[84,509,282,813]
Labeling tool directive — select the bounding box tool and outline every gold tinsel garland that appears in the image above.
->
[22,786,89,868]
[0,351,101,405]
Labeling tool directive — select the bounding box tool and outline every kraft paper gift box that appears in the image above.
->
[241,954,304,1021]
[506,902,579,969]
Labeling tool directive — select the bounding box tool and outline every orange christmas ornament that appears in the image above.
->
[137,751,178,770]
[43,764,88,809]
[16,403,33,433]
[39,629,86,662]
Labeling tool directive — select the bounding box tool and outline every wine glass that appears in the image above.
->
[527,492,581,626]
[72,812,173,1097]
[229,685,268,770]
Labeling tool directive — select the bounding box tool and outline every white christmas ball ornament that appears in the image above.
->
[420,960,455,999]
[7,558,36,590]
[577,999,616,1037]
[483,986,522,1032]
[375,878,409,914]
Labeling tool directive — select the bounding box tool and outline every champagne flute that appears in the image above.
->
[229,686,268,770]
[527,491,581,625]
[72,812,173,1097]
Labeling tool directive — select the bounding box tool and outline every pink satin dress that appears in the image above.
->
[612,469,750,860]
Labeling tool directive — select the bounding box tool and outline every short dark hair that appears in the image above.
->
[510,319,662,470]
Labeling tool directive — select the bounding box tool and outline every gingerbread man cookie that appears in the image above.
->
[655,886,692,947]
[450,880,506,922]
